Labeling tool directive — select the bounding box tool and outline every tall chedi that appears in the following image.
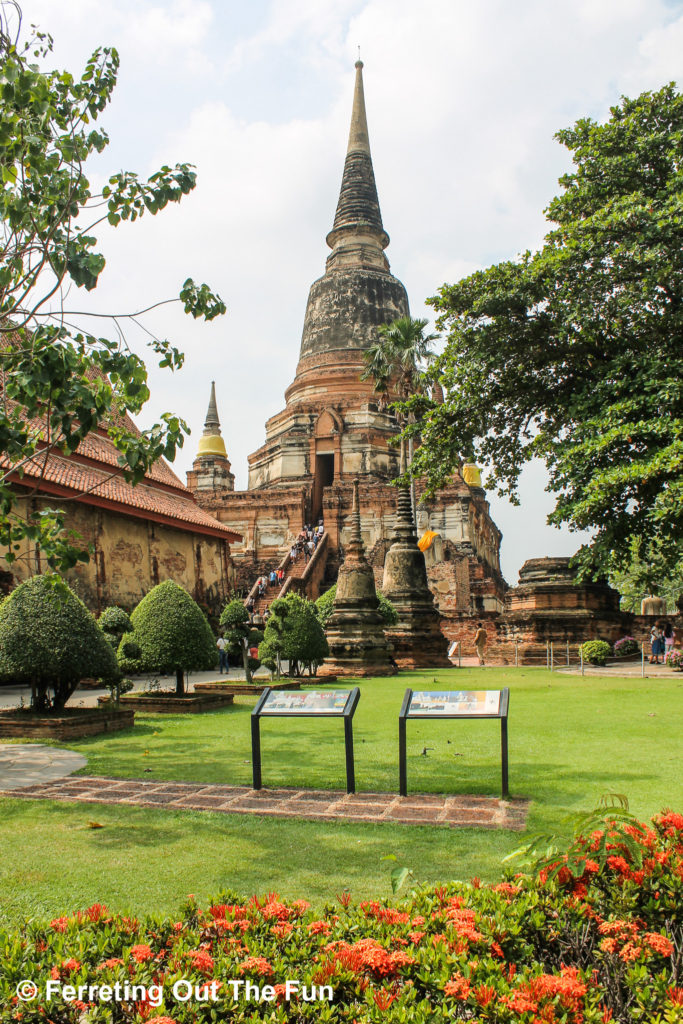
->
[188,63,506,622]
[247,60,410,518]
[186,382,235,492]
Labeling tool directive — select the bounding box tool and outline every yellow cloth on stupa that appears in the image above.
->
[418,530,438,552]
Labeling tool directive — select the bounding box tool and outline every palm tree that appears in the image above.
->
[361,316,439,517]
[362,316,438,406]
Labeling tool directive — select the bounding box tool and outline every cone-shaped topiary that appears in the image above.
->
[0,575,118,710]
[131,580,217,695]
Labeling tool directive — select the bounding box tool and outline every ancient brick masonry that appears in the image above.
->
[318,479,396,678]
[382,448,450,668]
[188,61,507,626]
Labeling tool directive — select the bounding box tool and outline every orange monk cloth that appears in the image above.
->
[418,530,438,552]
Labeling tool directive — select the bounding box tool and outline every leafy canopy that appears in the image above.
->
[405,84,683,578]
[259,593,329,673]
[0,4,225,572]
[0,573,117,709]
[130,580,217,687]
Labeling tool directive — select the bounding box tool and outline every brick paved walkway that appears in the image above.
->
[4,775,529,829]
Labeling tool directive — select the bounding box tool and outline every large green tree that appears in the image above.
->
[0,3,225,572]
[406,84,683,578]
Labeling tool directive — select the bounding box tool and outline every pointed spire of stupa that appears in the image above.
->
[325,61,390,271]
[203,381,221,434]
[349,477,363,548]
[395,439,414,529]
[196,381,227,459]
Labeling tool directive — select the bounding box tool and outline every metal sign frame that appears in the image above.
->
[398,687,510,798]
[251,686,361,794]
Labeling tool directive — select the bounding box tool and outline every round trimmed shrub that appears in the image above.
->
[117,635,143,675]
[259,593,329,676]
[580,640,612,666]
[315,584,398,629]
[98,606,133,647]
[131,581,217,695]
[0,575,117,710]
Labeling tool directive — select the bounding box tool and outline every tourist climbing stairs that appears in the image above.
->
[244,532,329,617]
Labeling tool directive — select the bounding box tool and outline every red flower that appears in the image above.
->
[644,932,674,957]
[97,958,124,971]
[239,956,274,977]
[50,917,69,932]
[372,990,397,1010]
[667,987,683,1005]
[130,945,154,963]
[444,974,470,1000]
[188,949,214,975]
[308,920,331,935]
[474,984,496,1006]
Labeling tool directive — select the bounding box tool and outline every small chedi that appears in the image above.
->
[318,479,396,678]
[382,445,450,668]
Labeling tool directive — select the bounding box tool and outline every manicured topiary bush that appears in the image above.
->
[259,593,329,676]
[1,810,681,1022]
[315,584,398,629]
[97,606,132,648]
[131,581,217,695]
[0,575,117,710]
[116,636,143,676]
[220,598,256,682]
[580,640,612,666]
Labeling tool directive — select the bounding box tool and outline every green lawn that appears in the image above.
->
[1,667,681,925]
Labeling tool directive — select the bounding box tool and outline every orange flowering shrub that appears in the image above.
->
[1,811,681,1022]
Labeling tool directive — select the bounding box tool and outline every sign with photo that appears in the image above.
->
[262,690,352,715]
[408,690,501,717]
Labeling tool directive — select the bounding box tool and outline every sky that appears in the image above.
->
[13,0,683,583]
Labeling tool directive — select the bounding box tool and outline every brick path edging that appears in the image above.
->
[2,776,529,830]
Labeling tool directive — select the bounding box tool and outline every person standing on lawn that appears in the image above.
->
[474,622,487,666]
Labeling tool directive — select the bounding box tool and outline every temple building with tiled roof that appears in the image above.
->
[1,383,240,613]
[187,62,507,632]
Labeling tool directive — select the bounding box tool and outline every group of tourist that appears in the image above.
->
[290,521,324,563]
[649,621,677,664]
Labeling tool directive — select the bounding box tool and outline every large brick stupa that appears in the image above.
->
[187,62,507,630]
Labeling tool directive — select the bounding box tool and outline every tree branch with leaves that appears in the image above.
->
[0,1,226,572]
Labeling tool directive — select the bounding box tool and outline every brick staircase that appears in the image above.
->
[244,532,329,616]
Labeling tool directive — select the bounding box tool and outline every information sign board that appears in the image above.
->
[399,687,510,798]
[262,690,352,715]
[251,686,360,793]
[408,690,500,717]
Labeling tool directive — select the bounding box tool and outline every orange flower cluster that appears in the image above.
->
[187,949,214,975]
[130,944,154,963]
[324,938,415,979]
[598,919,673,961]
[444,973,470,999]
[238,956,274,977]
[360,901,410,925]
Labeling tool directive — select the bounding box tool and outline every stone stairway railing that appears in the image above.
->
[243,532,329,613]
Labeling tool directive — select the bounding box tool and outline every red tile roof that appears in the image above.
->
[0,336,240,542]
[6,446,240,540]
